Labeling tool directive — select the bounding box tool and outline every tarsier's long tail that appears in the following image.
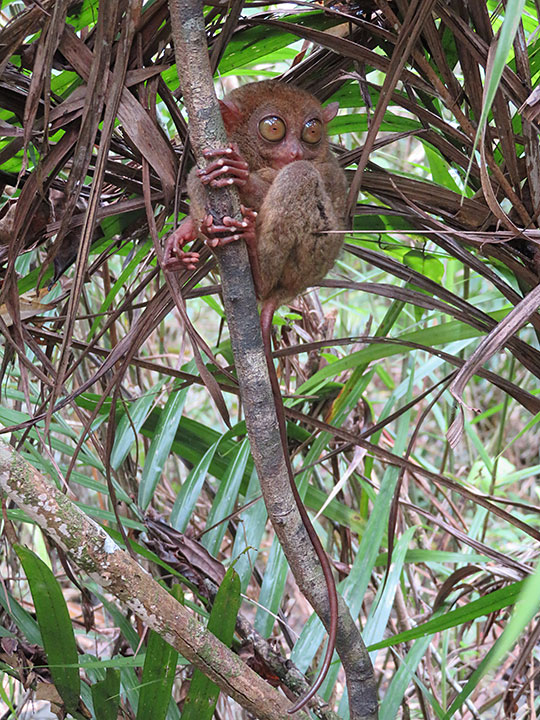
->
[260,299,338,715]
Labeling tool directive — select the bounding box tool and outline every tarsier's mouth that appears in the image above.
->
[271,156,304,170]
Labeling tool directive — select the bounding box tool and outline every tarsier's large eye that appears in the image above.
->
[258,116,286,142]
[301,118,323,144]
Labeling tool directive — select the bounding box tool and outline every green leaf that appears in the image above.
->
[470,0,526,160]
[201,439,250,557]
[297,309,510,396]
[138,384,189,510]
[444,562,540,719]
[66,0,100,31]
[230,468,267,592]
[170,440,220,532]
[136,585,182,720]
[403,250,445,322]
[254,535,288,638]
[379,634,434,719]
[218,12,336,73]
[0,589,41,646]
[402,250,445,286]
[87,239,152,340]
[91,668,120,720]
[368,580,524,651]
[364,526,417,652]
[77,396,254,493]
[423,143,461,194]
[15,545,80,713]
[110,381,165,470]
[181,569,241,720]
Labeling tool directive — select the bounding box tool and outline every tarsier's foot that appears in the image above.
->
[162,216,200,271]
[197,144,249,188]
[202,205,257,249]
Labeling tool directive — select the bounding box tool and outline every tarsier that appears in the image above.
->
[163,80,347,712]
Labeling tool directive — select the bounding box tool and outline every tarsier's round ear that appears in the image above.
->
[219,99,243,134]
[322,101,339,124]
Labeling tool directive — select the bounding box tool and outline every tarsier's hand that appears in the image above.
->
[197,144,249,188]
[201,205,257,249]
[162,216,200,271]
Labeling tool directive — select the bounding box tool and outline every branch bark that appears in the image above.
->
[167,2,378,718]
[0,440,308,720]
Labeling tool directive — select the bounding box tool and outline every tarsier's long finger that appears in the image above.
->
[164,258,196,271]
[202,146,247,168]
[200,170,249,186]
[201,210,256,248]
[208,176,248,188]
[205,226,242,236]
[202,146,240,159]
[198,158,248,176]
[197,160,248,181]
[240,205,258,222]
[163,250,200,271]
[206,234,244,248]
[209,218,249,232]
[222,215,251,227]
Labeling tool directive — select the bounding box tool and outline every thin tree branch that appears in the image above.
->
[166,1,377,717]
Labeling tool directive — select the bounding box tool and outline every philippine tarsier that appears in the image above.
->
[163,80,347,713]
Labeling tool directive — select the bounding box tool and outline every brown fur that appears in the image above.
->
[187,80,347,305]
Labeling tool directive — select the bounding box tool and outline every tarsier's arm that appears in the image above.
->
[162,167,207,271]
[163,148,267,271]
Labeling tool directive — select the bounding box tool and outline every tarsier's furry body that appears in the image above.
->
[163,80,347,712]
[165,80,346,306]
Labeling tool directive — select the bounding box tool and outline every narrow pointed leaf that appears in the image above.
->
[136,584,182,720]
[139,384,189,510]
[91,668,120,720]
[15,545,80,714]
[181,568,241,720]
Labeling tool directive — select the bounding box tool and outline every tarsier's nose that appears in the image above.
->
[288,145,303,161]
[285,138,303,161]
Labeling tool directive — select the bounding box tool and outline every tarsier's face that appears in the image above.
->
[253,107,326,170]
[220,81,339,171]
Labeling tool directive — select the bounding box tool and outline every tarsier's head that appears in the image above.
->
[218,80,339,171]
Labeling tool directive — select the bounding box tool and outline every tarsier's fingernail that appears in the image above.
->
[228,178,234,184]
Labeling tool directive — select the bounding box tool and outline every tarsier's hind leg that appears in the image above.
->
[256,160,342,302]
